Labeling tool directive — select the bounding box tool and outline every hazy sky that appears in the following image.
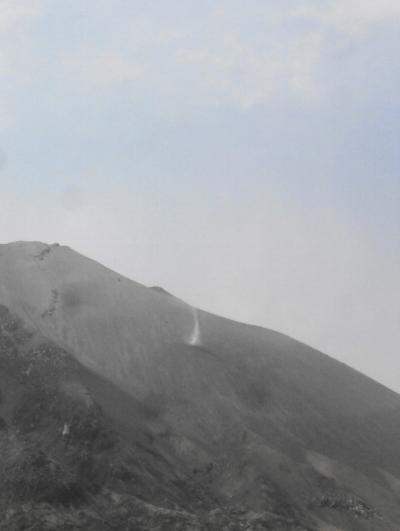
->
[0,1,399,390]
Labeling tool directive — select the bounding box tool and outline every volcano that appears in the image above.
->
[0,241,399,530]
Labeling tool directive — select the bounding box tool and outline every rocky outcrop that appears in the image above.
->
[311,493,381,520]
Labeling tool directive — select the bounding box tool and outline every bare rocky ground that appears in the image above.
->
[1,242,400,530]
[0,306,312,530]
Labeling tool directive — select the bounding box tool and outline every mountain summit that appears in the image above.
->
[0,241,399,530]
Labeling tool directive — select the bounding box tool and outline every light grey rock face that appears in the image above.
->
[0,241,400,530]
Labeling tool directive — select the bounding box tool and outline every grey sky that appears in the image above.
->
[0,1,399,390]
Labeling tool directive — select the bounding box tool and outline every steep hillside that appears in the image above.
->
[0,241,399,530]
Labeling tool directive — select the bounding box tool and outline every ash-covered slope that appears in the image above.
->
[1,241,400,530]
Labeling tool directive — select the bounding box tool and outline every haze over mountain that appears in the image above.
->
[0,241,399,530]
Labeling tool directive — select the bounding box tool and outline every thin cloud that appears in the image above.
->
[61,7,326,108]
[295,0,400,37]
[0,1,42,31]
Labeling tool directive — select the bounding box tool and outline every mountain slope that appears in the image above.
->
[0,241,399,530]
